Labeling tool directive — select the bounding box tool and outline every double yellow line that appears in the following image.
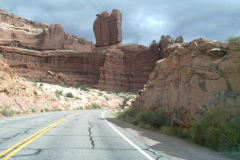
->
[0,112,80,160]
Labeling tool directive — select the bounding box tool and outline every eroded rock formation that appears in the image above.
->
[93,9,122,47]
[0,9,159,92]
[0,9,94,51]
[133,38,240,126]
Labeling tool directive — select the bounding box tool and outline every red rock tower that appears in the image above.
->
[93,9,122,47]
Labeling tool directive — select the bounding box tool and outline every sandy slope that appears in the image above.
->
[35,82,136,109]
[0,58,67,117]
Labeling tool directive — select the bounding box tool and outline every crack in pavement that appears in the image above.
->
[12,148,42,158]
[0,132,21,140]
[0,128,32,141]
[88,121,95,149]
[145,148,163,160]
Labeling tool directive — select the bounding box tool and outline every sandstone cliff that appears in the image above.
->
[96,44,159,91]
[0,9,94,51]
[0,10,159,92]
[0,58,67,117]
[133,38,240,126]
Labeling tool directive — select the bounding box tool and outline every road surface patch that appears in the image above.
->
[0,112,80,160]
[101,111,155,160]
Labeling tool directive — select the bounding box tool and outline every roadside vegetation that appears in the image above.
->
[80,86,90,91]
[0,104,63,117]
[226,36,240,43]
[75,103,101,110]
[0,53,4,59]
[65,92,74,98]
[118,107,240,151]
[55,90,63,99]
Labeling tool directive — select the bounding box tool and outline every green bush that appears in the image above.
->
[226,36,240,43]
[118,107,138,120]
[55,90,63,99]
[0,53,4,59]
[65,92,74,98]
[80,86,90,91]
[191,108,240,151]
[85,103,101,110]
[135,110,168,129]
[39,77,43,82]
[59,83,71,88]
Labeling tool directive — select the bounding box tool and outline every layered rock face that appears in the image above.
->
[0,46,105,85]
[93,9,122,47]
[0,9,94,51]
[0,10,159,92]
[133,38,240,126]
[96,44,159,91]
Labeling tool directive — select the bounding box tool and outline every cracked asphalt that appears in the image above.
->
[0,110,168,160]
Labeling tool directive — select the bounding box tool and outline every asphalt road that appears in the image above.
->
[0,110,166,160]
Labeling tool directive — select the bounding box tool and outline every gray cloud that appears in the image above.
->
[0,0,239,46]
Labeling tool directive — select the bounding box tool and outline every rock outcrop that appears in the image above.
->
[159,35,174,58]
[149,35,184,58]
[175,35,184,43]
[148,40,159,55]
[93,9,122,47]
[133,38,240,126]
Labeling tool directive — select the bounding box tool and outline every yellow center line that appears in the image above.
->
[0,112,80,160]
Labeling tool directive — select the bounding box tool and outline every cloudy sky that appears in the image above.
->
[0,0,239,45]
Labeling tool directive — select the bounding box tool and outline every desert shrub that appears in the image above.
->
[0,53,4,59]
[65,92,74,98]
[44,108,51,112]
[74,83,81,88]
[135,110,168,129]
[59,83,71,88]
[226,36,240,43]
[31,108,37,113]
[85,103,100,109]
[80,86,90,91]
[107,91,112,94]
[55,90,63,99]
[39,77,43,82]
[191,107,240,151]
[115,89,121,94]
[98,92,103,96]
[0,105,15,117]
[75,97,81,100]
[118,107,137,120]
[119,108,168,129]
